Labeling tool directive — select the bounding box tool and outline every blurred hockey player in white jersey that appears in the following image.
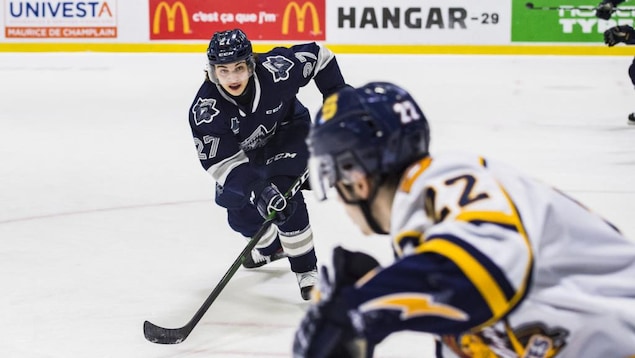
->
[292,82,635,357]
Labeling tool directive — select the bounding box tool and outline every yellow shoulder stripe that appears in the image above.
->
[415,239,510,320]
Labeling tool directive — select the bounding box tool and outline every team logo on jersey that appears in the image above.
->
[359,293,468,321]
[295,52,317,78]
[443,322,568,358]
[302,62,314,78]
[239,123,277,151]
[262,55,295,82]
[266,102,283,115]
[192,97,220,126]
[266,152,297,165]
[295,52,317,63]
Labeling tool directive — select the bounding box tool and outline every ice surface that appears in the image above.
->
[1,52,634,357]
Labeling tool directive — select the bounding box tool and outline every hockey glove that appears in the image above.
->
[293,246,380,358]
[596,0,617,20]
[250,182,296,225]
[326,246,381,289]
[604,25,635,46]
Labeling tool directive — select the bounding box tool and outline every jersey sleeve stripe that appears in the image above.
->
[313,43,336,74]
[206,150,249,185]
[429,234,517,301]
[489,184,534,310]
[415,237,512,321]
[454,183,535,309]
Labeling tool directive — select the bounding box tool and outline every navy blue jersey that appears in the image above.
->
[188,42,346,206]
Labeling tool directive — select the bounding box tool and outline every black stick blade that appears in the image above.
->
[526,2,534,8]
[143,320,191,344]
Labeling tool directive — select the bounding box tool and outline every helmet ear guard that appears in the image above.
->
[205,62,216,83]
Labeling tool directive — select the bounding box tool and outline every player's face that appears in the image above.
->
[215,61,250,96]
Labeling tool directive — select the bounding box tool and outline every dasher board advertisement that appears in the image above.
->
[326,0,510,44]
[3,0,118,39]
[149,0,326,41]
[512,0,635,42]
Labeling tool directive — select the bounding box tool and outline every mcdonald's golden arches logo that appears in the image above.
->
[153,1,192,34]
[282,1,321,35]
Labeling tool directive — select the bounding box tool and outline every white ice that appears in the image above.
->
[1,52,634,358]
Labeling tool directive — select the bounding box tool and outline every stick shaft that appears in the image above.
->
[144,168,310,344]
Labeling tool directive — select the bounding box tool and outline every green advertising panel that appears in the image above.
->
[512,0,635,42]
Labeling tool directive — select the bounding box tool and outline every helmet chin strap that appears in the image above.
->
[358,174,388,235]
[359,200,388,235]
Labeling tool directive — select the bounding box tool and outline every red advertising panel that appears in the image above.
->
[149,0,325,41]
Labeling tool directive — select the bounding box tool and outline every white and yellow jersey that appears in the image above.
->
[348,152,635,357]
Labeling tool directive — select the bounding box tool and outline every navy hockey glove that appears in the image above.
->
[293,247,379,358]
[250,182,296,225]
[326,246,381,288]
[604,25,635,46]
[596,0,620,20]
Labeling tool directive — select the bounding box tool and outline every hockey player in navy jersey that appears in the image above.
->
[597,0,635,124]
[188,28,349,300]
[293,82,635,357]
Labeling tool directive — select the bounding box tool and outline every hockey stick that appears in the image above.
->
[143,168,310,344]
[525,2,601,10]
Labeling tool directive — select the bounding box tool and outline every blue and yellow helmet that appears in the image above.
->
[308,82,430,201]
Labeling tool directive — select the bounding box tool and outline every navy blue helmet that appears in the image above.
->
[206,28,255,83]
[307,82,430,201]
[207,28,253,65]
